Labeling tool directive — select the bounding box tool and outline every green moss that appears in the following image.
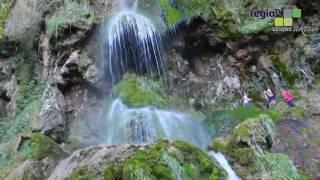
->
[298,170,313,180]
[20,133,66,160]
[66,167,100,180]
[288,107,305,118]
[0,0,14,39]
[204,106,263,137]
[211,138,227,153]
[159,0,181,26]
[265,109,282,122]
[114,73,168,108]
[269,50,298,87]
[102,140,226,180]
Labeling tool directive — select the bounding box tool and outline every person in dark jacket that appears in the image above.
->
[264,89,276,108]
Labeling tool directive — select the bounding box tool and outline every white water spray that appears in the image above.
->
[209,151,241,180]
[101,0,165,84]
[105,99,211,148]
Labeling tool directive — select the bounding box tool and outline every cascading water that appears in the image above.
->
[103,0,240,178]
[209,151,242,180]
[105,99,211,148]
[101,0,165,84]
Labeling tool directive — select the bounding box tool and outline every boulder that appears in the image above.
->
[33,85,66,142]
[48,140,226,180]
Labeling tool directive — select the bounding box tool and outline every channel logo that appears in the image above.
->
[274,8,301,27]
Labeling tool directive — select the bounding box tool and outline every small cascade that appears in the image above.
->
[101,0,165,84]
[209,151,241,180]
[105,99,211,148]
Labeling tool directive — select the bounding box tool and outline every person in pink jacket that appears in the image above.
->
[283,89,295,107]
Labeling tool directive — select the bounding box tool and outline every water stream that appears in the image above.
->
[209,151,242,180]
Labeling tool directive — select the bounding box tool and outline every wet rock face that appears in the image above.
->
[167,49,242,111]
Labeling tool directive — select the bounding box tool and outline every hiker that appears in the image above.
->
[243,95,253,106]
[264,89,276,107]
[283,89,295,107]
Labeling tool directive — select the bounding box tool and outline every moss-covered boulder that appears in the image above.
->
[20,133,67,160]
[104,140,226,180]
[49,140,226,180]
[113,73,169,108]
[208,115,299,179]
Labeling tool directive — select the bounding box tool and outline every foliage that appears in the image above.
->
[160,0,288,37]
[204,106,263,137]
[113,73,169,108]
[159,0,181,26]
[0,0,14,39]
[0,49,45,171]
[258,153,298,180]
[103,140,226,179]
[66,167,99,180]
[268,49,298,87]
[46,0,95,37]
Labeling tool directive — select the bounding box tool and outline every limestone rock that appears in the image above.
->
[33,85,66,142]
[5,160,44,180]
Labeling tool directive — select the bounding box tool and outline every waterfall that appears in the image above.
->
[102,0,241,178]
[209,151,241,180]
[105,99,211,149]
[101,0,165,84]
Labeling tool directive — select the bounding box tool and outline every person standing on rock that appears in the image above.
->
[243,94,253,106]
[264,89,276,108]
[283,89,295,107]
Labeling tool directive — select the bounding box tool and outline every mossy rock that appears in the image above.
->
[268,50,298,87]
[204,106,263,137]
[103,140,227,180]
[113,73,169,108]
[20,133,67,160]
[66,167,100,180]
[209,115,276,177]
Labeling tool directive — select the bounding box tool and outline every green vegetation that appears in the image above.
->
[0,49,45,171]
[159,0,287,37]
[298,170,313,180]
[66,167,99,180]
[20,133,66,160]
[258,153,298,180]
[209,115,300,178]
[113,73,169,108]
[0,0,14,39]
[103,140,226,180]
[46,0,95,37]
[268,49,298,87]
[159,0,181,26]
[204,106,281,137]
[209,115,277,176]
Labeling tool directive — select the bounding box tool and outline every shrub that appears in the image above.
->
[46,0,95,37]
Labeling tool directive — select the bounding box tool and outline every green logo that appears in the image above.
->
[274,8,301,27]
